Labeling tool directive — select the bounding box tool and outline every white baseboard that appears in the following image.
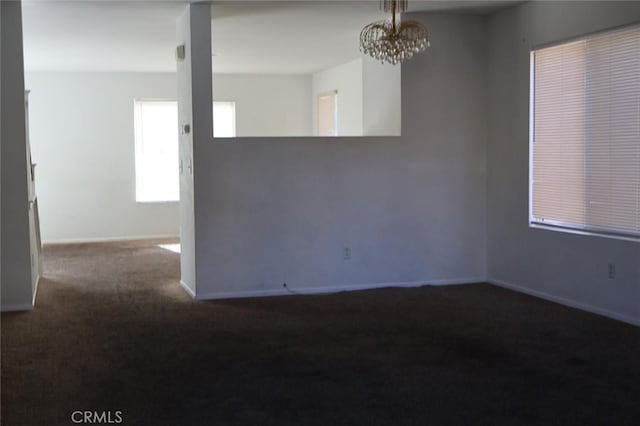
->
[193,278,483,301]
[179,280,196,299]
[43,234,179,245]
[488,278,640,327]
[1,303,34,313]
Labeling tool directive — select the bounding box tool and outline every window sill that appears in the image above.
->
[529,223,640,244]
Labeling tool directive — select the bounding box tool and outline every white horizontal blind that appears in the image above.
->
[531,25,640,239]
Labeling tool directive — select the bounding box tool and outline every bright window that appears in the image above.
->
[317,91,338,136]
[530,25,640,240]
[134,101,180,202]
[134,100,236,202]
[213,101,236,137]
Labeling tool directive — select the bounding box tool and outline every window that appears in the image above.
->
[317,91,338,136]
[530,25,640,240]
[134,101,180,202]
[213,101,236,138]
[134,100,236,202]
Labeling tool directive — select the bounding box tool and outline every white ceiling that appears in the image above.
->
[22,0,518,74]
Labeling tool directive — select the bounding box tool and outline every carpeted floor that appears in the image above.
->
[1,240,639,425]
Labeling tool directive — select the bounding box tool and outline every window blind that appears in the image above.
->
[531,25,640,239]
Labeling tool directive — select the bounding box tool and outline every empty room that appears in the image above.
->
[1,0,639,425]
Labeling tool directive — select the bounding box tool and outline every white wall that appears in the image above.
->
[190,13,487,299]
[214,74,312,137]
[310,57,401,137]
[362,55,402,136]
[176,4,213,295]
[25,71,316,243]
[1,1,34,311]
[311,59,364,136]
[25,72,180,243]
[487,1,640,325]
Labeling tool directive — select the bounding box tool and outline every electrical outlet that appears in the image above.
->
[608,262,616,279]
[344,246,351,260]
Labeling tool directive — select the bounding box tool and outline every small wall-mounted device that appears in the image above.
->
[608,262,616,279]
[181,123,191,135]
[176,44,186,61]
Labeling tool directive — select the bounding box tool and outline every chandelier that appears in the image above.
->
[360,0,430,65]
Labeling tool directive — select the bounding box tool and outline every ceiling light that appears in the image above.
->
[360,0,430,65]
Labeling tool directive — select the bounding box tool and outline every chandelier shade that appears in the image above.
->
[360,0,430,65]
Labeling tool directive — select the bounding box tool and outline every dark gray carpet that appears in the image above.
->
[1,240,639,425]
